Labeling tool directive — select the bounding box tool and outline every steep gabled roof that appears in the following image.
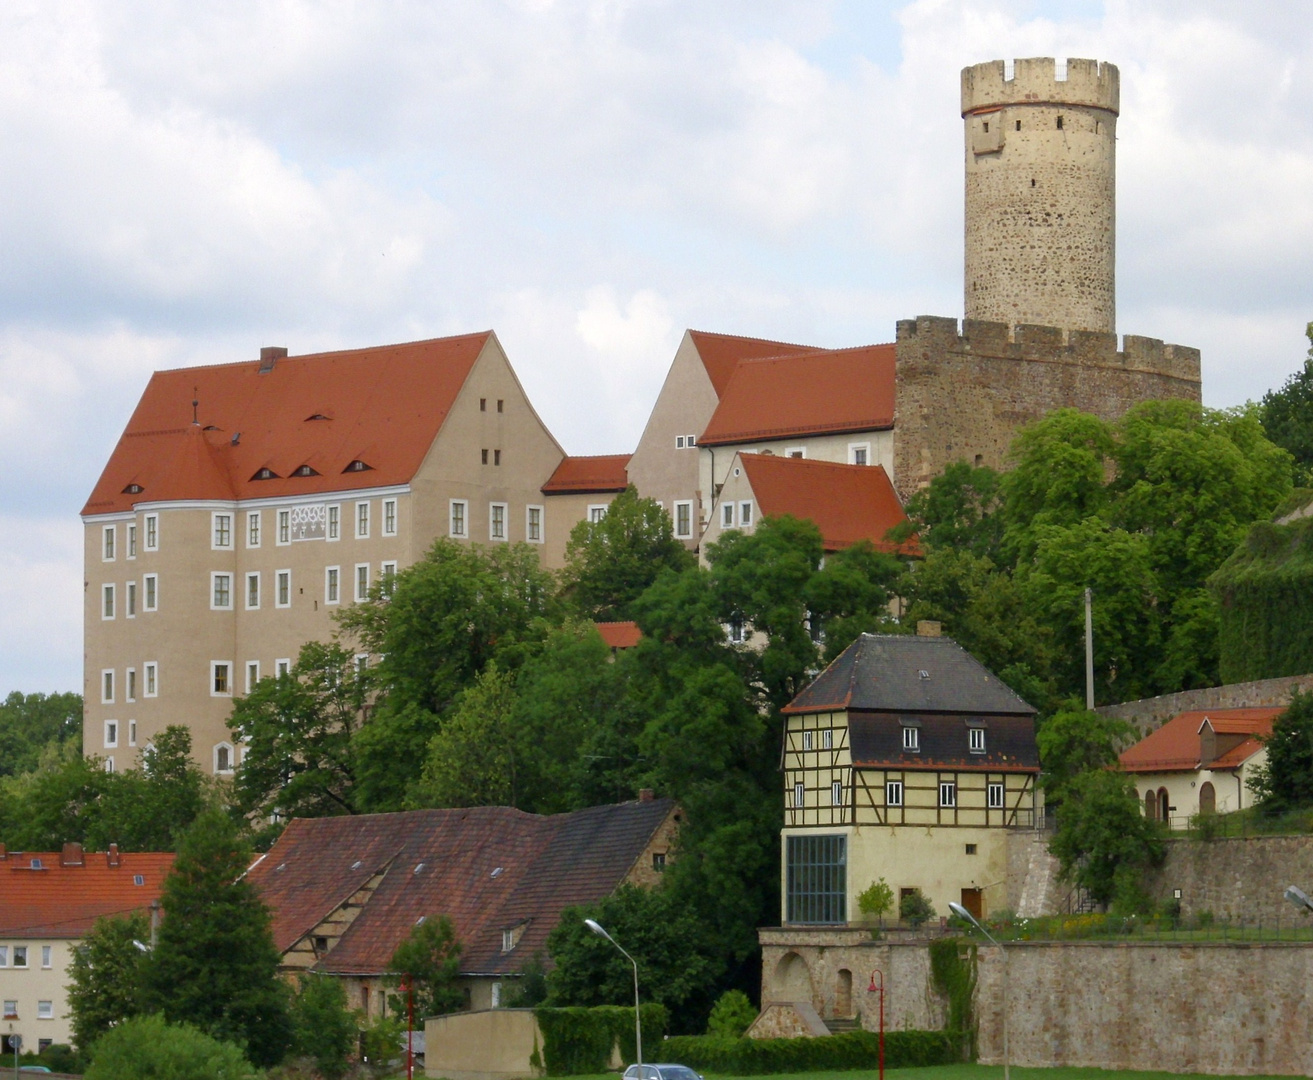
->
[686,331,822,397]
[739,455,917,554]
[0,848,173,938]
[783,633,1036,716]
[83,333,493,516]
[699,344,895,446]
[246,799,675,977]
[542,455,631,495]
[1119,707,1282,773]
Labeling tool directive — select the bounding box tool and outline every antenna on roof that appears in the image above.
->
[192,387,199,426]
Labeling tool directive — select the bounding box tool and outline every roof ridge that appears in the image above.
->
[142,331,495,376]
[734,342,895,366]
[688,328,823,352]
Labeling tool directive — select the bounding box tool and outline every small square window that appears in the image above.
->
[126,523,137,558]
[383,499,397,536]
[526,505,543,543]
[885,780,903,806]
[676,436,685,449]
[988,781,1005,809]
[939,781,956,808]
[588,504,607,524]
[104,720,118,748]
[14,946,28,968]
[965,843,978,855]
[3,1001,16,1019]
[276,658,291,678]
[786,447,805,459]
[327,505,340,541]
[212,513,232,549]
[902,726,919,752]
[673,501,693,539]
[102,583,116,620]
[849,443,870,466]
[276,570,291,607]
[652,852,666,872]
[686,434,696,446]
[37,999,53,1020]
[144,513,159,550]
[143,574,158,611]
[103,524,116,561]
[450,500,468,538]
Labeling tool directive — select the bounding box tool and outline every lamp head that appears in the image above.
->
[947,902,972,922]
[132,939,149,953]
[584,918,611,940]
[1285,885,1313,913]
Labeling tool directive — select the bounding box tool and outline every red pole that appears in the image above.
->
[868,970,884,1080]
[407,975,415,1080]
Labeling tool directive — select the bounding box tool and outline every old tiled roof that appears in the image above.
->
[849,713,1039,772]
[686,331,822,397]
[595,621,642,649]
[783,634,1036,717]
[246,799,675,978]
[698,344,895,446]
[0,848,174,938]
[738,455,917,554]
[83,333,494,516]
[542,455,631,495]
[1119,708,1282,773]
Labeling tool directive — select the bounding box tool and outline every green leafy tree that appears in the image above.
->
[89,726,211,851]
[1249,689,1313,816]
[288,974,357,1080]
[230,642,372,824]
[83,1014,261,1080]
[560,487,695,620]
[0,691,82,777]
[898,889,935,927]
[411,665,519,808]
[66,912,149,1051]
[1048,769,1164,910]
[1261,322,1313,485]
[804,541,903,664]
[388,915,464,1019]
[142,811,290,1066]
[0,744,111,850]
[1036,709,1135,815]
[856,878,894,924]
[706,989,758,1038]
[901,460,1003,561]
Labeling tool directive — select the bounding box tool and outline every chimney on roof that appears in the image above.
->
[106,843,120,868]
[916,620,942,638]
[61,842,84,867]
[259,346,288,374]
[639,788,655,802]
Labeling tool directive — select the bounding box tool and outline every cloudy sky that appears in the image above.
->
[2,0,1311,695]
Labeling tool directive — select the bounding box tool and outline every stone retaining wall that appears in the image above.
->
[1097,674,1313,736]
[1148,834,1313,922]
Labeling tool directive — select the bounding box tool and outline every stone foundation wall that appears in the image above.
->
[1097,674,1313,736]
[1147,835,1313,922]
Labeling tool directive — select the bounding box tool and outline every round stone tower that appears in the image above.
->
[962,57,1119,334]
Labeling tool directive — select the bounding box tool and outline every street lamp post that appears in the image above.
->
[585,919,642,1076]
[948,902,1008,1080]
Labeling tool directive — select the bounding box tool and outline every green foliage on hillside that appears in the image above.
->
[0,690,82,777]
[1261,323,1313,486]
[67,912,149,1051]
[1248,688,1313,816]
[388,914,465,1018]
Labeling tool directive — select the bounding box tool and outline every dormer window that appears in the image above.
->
[305,413,330,421]
[251,467,280,481]
[343,459,373,473]
[902,725,920,752]
[291,465,320,477]
[969,726,986,753]
[121,483,144,495]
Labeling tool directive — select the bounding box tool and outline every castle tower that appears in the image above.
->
[962,57,1119,334]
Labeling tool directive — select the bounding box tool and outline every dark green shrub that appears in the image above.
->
[660,1029,965,1073]
[706,990,758,1038]
[899,889,936,927]
[84,1014,260,1080]
[533,1004,669,1075]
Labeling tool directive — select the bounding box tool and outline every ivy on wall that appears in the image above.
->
[532,1004,669,1076]
[929,936,977,1053]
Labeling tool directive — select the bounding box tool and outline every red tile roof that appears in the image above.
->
[246,799,675,978]
[1119,707,1283,773]
[739,455,917,554]
[686,330,822,397]
[698,344,895,446]
[542,455,631,495]
[595,621,642,649]
[83,333,494,516]
[0,848,174,938]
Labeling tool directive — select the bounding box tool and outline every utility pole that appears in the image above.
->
[1084,587,1095,711]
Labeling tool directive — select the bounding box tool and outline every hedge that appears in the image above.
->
[658,1030,968,1074]
[533,1004,670,1075]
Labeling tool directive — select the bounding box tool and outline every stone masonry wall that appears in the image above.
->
[1097,673,1313,737]
[892,315,1202,501]
[1145,835,1313,923]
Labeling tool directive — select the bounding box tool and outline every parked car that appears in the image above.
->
[623,1065,702,1080]
[19,1068,52,1074]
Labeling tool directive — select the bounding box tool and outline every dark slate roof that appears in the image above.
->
[246,799,675,978]
[783,633,1036,716]
[849,713,1039,772]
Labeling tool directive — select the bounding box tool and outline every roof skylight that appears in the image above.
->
[291,465,320,477]
[121,483,144,494]
[251,467,280,481]
[343,459,374,473]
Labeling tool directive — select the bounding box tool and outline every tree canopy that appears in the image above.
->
[1261,322,1313,486]
[1248,689,1313,816]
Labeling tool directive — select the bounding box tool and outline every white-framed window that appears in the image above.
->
[588,504,607,524]
[276,570,291,608]
[211,661,232,697]
[785,446,806,459]
[831,780,844,806]
[383,498,397,536]
[275,658,291,678]
[214,742,235,773]
[144,513,159,551]
[128,720,137,746]
[355,563,370,602]
[686,434,697,446]
[728,615,745,643]
[143,573,158,611]
[126,668,136,702]
[211,572,233,610]
[102,583,115,620]
[450,500,468,538]
[246,661,260,693]
[673,500,693,539]
[0,947,7,966]
[246,572,260,610]
[969,726,986,753]
[739,501,753,527]
[277,509,291,545]
[2,1000,15,1019]
[247,511,261,548]
[902,725,919,752]
[325,566,340,604]
[104,720,118,748]
[126,523,137,559]
[722,502,734,528]
[380,561,397,594]
[849,442,871,466]
[355,652,370,673]
[886,780,903,806]
[356,501,371,539]
[37,1000,53,1020]
[105,758,114,776]
[41,945,51,969]
[793,781,805,808]
[101,669,115,704]
[102,524,116,561]
[144,662,158,697]
[940,781,957,808]
[822,728,833,750]
[988,781,1005,809]
[802,730,813,751]
[212,512,233,549]
[126,580,136,618]
[11,946,26,968]
[526,505,543,543]
[675,435,685,448]
[327,504,340,541]
[489,503,507,541]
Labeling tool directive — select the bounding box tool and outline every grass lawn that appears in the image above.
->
[508,1069,1298,1080]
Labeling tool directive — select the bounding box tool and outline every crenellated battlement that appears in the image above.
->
[961,57,1119,116]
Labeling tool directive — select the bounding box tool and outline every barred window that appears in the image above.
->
[786,834,846,924]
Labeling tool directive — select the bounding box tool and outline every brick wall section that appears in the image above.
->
[1097,674,1313,737]
[892,316,1201,501]
[1145,835,1313,922]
